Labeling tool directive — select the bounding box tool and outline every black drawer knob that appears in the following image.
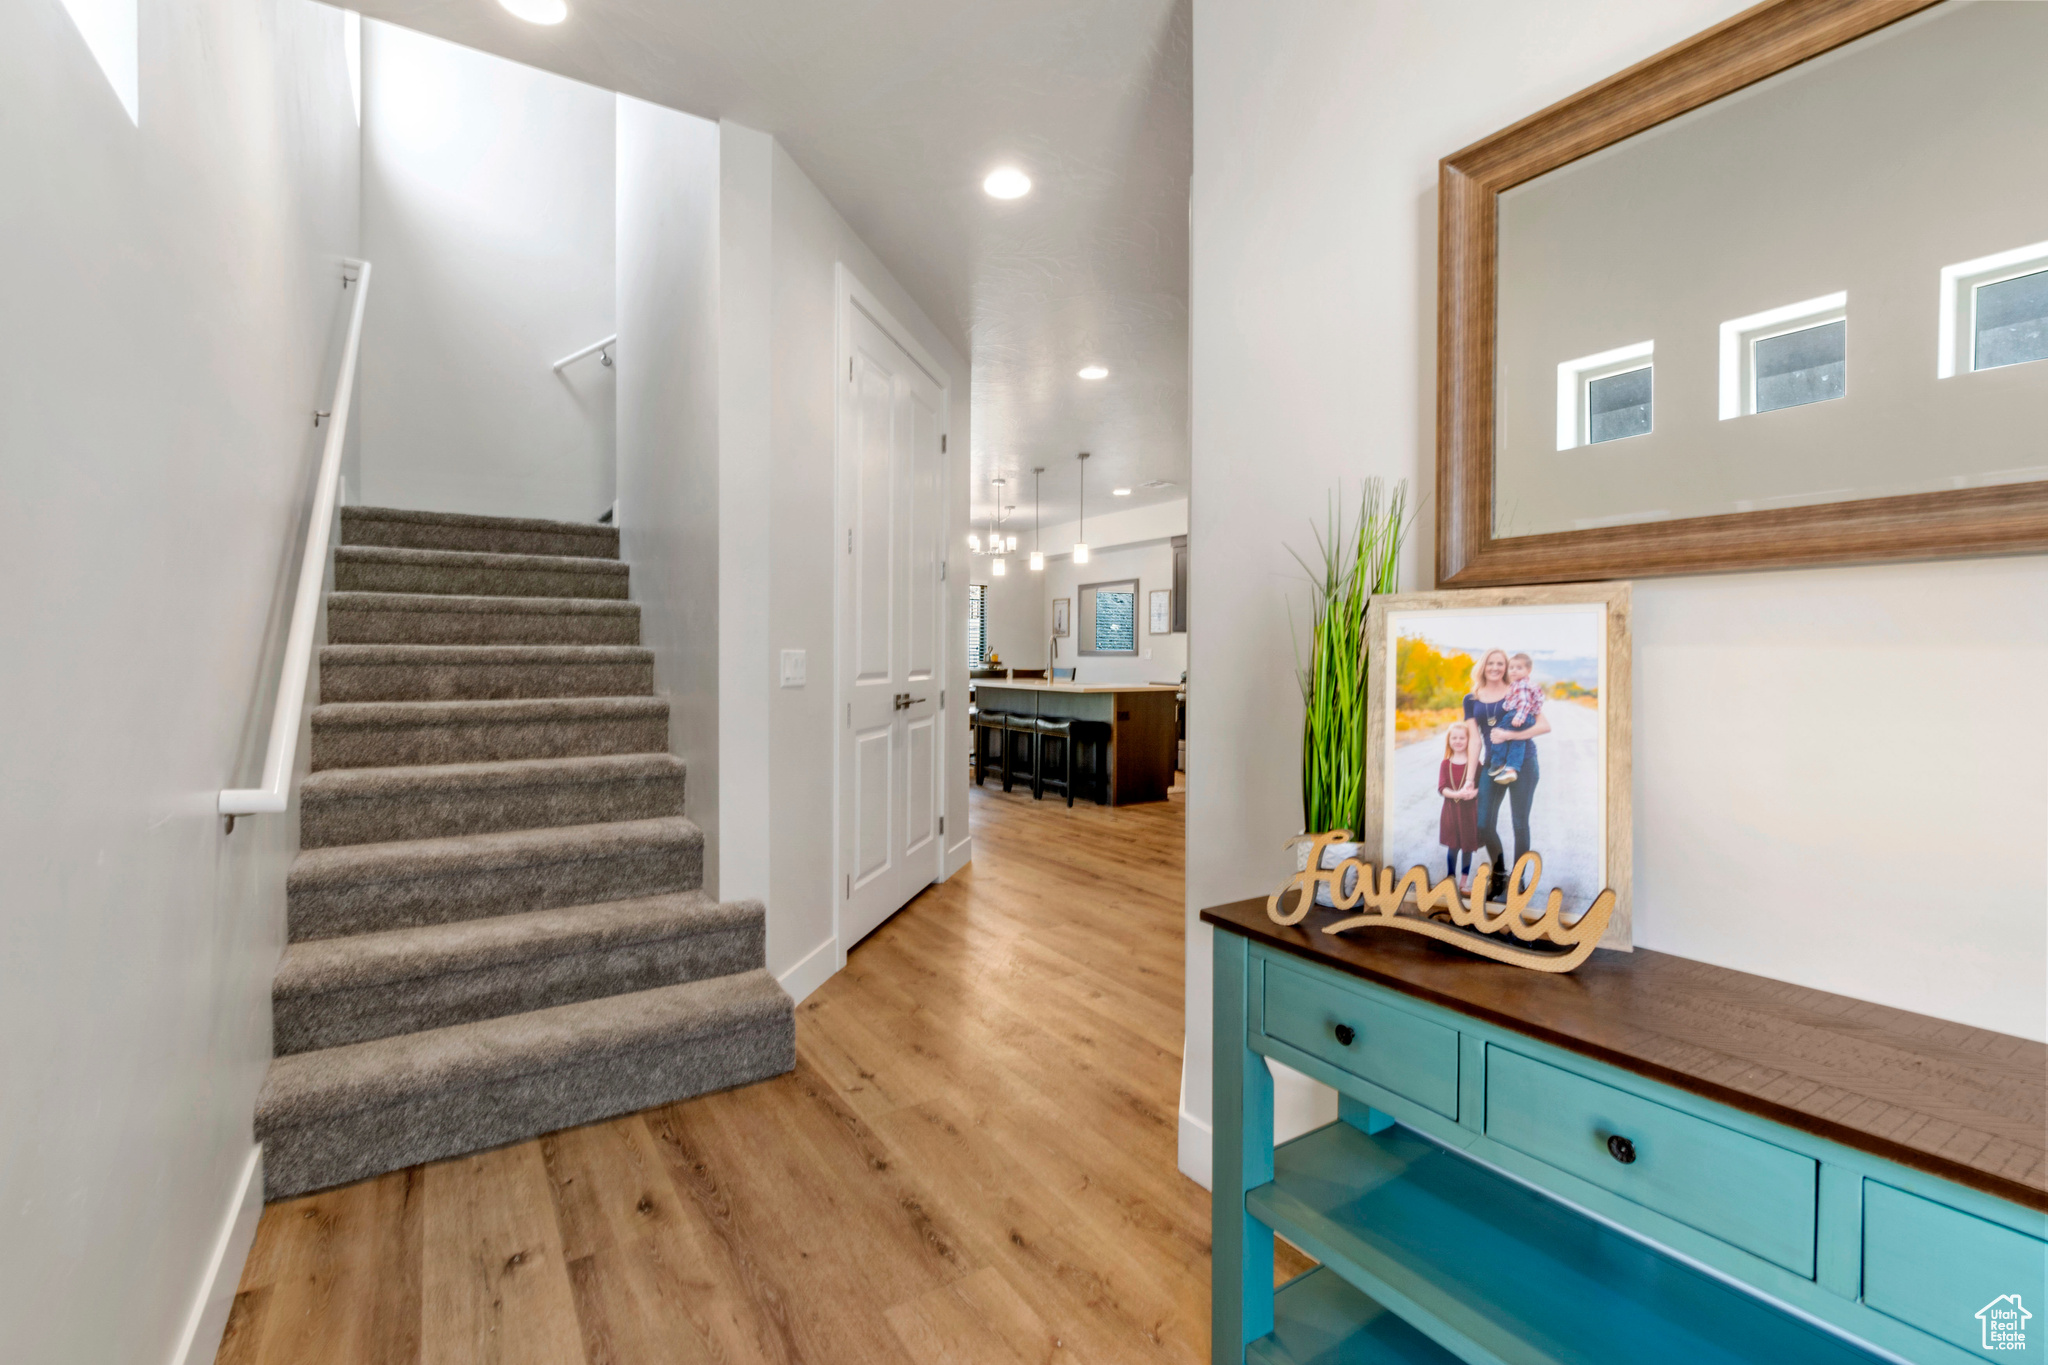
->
[1332,1023,1357,1047]
[1607,1134,1637,1165]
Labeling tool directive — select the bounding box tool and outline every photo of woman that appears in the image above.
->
[1378,604,1609,911]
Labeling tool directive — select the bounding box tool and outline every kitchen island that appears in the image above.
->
[973,680,1181,805]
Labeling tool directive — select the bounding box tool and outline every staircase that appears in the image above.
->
[254,506,794,1199]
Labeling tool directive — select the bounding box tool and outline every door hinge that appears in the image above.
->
[846,702,852,727]
[847,528,853,554]
[938,559,947,581]
[941,434,947,453]
[845,873,851,899]
[939,816,945,835]
[940,689,945,709]
[849,357,854,382]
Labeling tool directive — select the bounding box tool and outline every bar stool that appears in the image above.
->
[1032,716,1078,806]
[1072,720,1113,805]
[997,711,1038,792]
[971,707,1010,786]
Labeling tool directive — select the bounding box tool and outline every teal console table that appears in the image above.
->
[1203,897,2048,1364]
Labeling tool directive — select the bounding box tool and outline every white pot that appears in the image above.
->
[1296,837,1365,907]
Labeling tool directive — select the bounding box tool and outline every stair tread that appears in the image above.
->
[335,544,628,575]
[289,816,700,889]
[303,752,683,799]
[328,591,638,617]
[345,505,613,537]
[275,890,756,996]
[257,969,790,1127]
[321,642,652,664]
[310,696,668,728]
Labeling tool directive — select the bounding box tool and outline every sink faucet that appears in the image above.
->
[1049,634,1060,679]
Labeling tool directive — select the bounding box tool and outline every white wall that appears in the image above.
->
[978,498,1190,681]
[359,21,615,521]
[766,138,973,990]
[1182,0,2048,1186]
[615,96,722,890]
[0,0,359,1358]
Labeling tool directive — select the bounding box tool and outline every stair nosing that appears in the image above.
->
[327,591,640,617]
[335,544,628,574]
[310,696,670,727]
[319,643,652,663]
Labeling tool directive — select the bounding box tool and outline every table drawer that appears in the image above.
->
[1259,959,1460,1120]
[1865,1182,2048,1360]
[1485,1046,1818,1276]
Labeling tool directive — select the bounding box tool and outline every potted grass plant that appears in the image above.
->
[1291,479,1409,904]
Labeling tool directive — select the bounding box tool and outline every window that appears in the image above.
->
[1973,268,2048,372]
[968,584,987,666]
[1753,319,1846,413]
[1077,578,1139,656]
[1938,239,2048,377]
[1719,292,1846,418]
[1555,341,1653,449]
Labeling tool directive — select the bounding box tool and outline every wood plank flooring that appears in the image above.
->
[219,781,1310,1365]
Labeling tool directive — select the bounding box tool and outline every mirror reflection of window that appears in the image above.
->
[1976,269,2048,371]
[1754,320,1847,413]
[1588,366,1653,443]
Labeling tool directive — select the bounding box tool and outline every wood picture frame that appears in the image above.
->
[1436,0,2048,586]
[1363,583,1632,949]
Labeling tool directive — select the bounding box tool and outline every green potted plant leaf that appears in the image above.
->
[1290,479,1409,904]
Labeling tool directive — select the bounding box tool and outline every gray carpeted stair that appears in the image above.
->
[327,591,641,646]
[309,696,673,770]
[257,505,793,1199]
[335,544,630,600]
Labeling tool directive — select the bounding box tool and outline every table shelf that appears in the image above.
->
[1249,1268,1458,1365]
[1249,1121,1883,1365]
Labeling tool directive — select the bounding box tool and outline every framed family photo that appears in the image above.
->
[1362,583,1633,949]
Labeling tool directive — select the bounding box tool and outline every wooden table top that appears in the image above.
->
[1202,896,2048,1211]
[973,680,1182,694]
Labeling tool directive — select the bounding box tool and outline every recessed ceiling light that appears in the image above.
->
[1112,487,1132,496]
[500,0,567,24]
[1077,365,1108,380]
[983,167,1031,200]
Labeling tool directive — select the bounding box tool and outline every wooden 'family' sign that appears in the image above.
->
[1266,830,1616,973]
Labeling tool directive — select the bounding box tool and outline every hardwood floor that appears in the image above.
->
[219,780,1308,1365]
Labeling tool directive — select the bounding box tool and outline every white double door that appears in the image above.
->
[839,296,946,950]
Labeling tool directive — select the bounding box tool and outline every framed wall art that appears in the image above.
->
[1052,597,1070,637]
[1363,583,1632,949]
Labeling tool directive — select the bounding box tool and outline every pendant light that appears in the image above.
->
[1072,452,1091,565]
[990,477,1007,575]
[1029,467,1045,571]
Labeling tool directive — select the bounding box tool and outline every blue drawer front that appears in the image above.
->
[1865,1181,2048,1360]
[1261,960,1460,1120]
[1485,1046,1818,1276]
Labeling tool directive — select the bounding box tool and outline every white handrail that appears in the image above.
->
[220,258,373,821]
[552,333,616,372]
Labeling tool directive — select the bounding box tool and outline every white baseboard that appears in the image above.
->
[168,1144,263,1365]
[942,833,973,880]
[1178,1104,1213,1190]
[778,934,839,1005]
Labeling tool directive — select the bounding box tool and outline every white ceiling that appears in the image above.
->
[350,0,1193,529]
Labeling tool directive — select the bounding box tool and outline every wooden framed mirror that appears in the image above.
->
[1437,0,2048,586]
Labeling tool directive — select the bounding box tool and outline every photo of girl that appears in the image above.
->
[1438,721,1481,892]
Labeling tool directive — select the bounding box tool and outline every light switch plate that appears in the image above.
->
[780,649,806,688]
